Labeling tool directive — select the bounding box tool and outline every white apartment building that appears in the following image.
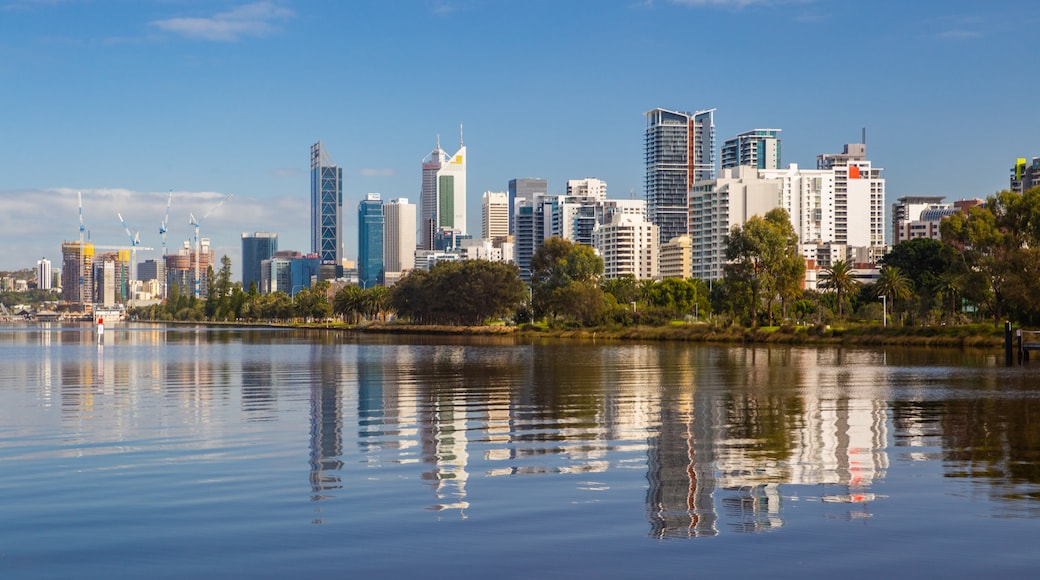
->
[566,178,607,200]
[817,144,886,263]
[383,198,417,284]
[659,235,692,280]
[481,191,509,241]
[593,213,658,280]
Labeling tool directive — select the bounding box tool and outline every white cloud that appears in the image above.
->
[151,1,294,42]
[359,168,397,177]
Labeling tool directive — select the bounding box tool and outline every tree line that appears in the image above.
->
[131,186,1040,328]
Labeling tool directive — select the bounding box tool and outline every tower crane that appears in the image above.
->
[117,213,142,306]
[189,193,233,299]
[159,189,172,257]
[77,191,87,306]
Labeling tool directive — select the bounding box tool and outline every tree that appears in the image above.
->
[873,266,912,322]
[530,237,605,323]
[818,260,858,319]
[334,284,364,323]
[390,260,525,326]
[723,209,804,326]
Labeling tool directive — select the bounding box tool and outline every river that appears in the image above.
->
[1,324,1038,578]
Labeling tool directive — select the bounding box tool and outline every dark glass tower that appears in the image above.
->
[358,193,384,288]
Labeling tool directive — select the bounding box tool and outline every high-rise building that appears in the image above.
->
[1011,157,1040,194]
[721,129,781,170]
[482,191,509,241]
[241,232,278,293]
[358,193,385,288]
[816,143,886,262]
[420,134,467,250]
[508,178,547,235]
[383,198,416,286]
[566,178,607,200]
[593,213,658,280]
[61,241,94,308]
[645,107,716,246]
[36,258,52,290]
[166,239,213,298]
[137,259,164,284]
[311,141,343,272]
[658,235,692,280]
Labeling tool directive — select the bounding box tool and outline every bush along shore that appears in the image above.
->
[242,319,1006,349]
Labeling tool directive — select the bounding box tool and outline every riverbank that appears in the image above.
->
[271,320,1006,349]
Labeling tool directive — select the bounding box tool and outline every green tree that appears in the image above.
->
[530,237,605,323]
[391,260,525,326]
[723,209,803,326]
[818,260,859,319]
[873,265,913,322]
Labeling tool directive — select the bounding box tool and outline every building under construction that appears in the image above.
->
[165,239,214,299]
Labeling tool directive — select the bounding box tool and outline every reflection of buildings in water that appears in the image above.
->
[241,358,276,421]
[719,483,783,533]
[420,346,471,515]
[357,346,384,452]
[309,345,344,500]
[646,379,720,539]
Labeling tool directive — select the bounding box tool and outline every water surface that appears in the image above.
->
[1,324,1039,578]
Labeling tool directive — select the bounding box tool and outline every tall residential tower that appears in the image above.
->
[645,108,716,246]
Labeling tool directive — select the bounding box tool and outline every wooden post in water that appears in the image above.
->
[1005,321,1014,366]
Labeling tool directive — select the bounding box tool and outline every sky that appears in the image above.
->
[1,0,1037,277]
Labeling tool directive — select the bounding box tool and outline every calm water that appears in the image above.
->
[2,324,1040,578]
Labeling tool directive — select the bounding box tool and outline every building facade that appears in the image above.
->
[383,198,416,285]
[645,107,716,246]
[721,129,781,171]
[311,141,343,271]
[507,177,547,235]
[1012,157,1040,194]
[420,136,467,250]
[36,258,52,290]
[593,213,658,280]
[481,191,509,242]
[241,232,278,293]
[816,143,886,262]
[658,235,692,280]
[358,193,385,288]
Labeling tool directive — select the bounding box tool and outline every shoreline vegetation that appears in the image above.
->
[146,319,1006,349]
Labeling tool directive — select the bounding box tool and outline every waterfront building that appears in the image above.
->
[566,178,607,200]
[482,191,509,242]
[61,241,94,308]
[36,258,52,290]
[658,235,692,280]
[645,107,716,246]
[166,239,213,299]
[593,213,658,280]
[507,177,547,235]
[358,193,385,288]
[420,134,467,250]
[311,141,343,274]
[1011,157,1040,194]
[241,232,278,293]
[721,129,781,171]
[383,198,416,285]
[690,166,782,280]
[137,259,165,285]
[816,143,887,264]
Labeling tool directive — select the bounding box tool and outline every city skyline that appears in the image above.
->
[1,0,1035,272]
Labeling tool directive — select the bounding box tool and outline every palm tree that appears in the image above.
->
[819,260,859,318]
[874,266,913,322]
[333,284,364,324]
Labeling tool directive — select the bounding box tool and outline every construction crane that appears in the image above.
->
[159,189,172,257]
[77,191,87,306]
[117,213,143,306]
[189,193,233,299]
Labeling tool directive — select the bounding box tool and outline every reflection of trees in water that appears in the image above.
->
[895,394,1040,505]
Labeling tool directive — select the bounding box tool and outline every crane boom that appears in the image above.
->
[190,193,233,299]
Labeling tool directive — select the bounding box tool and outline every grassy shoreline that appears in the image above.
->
[153,319,1006,349]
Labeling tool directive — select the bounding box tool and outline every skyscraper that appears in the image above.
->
[645,108,716,246]
[358,193,385,288]
[383,198,417,286]
[481,191,509,241]
[816,143,886,261]
[420,133,467,250]
[721,129,781,170]
[507,177,547,235]
[311,141,343,272]
[241,232,278,293]
[36,258,52,290]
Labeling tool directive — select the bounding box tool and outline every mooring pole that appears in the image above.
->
[1005,321,1014,366]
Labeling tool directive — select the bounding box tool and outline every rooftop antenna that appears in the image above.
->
[862,127,866,145]
[460,123,464,147]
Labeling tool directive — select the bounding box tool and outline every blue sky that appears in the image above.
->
[1,0,1036,275]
